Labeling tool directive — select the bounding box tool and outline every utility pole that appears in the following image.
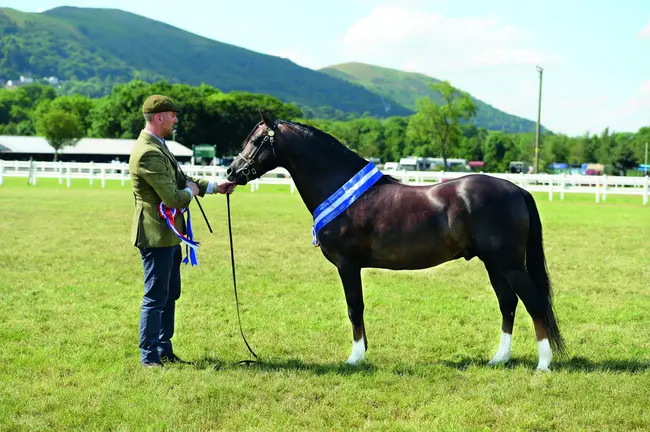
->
[645,142,648,176]
[535,66,543,173]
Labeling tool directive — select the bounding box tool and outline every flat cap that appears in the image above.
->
[142,94,182,114]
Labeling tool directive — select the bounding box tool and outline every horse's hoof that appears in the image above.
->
[345,357,361,366]
[488,357,509,366]
[536,365,551,372]
[488,353,510,366]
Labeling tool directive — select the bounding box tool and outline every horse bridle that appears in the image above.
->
[231,125,277,181]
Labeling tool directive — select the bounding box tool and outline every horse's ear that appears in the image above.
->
[258,110,276,128]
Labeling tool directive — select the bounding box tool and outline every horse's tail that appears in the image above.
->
[521,188,565,354]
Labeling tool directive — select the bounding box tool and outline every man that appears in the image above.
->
[129,94,236,368]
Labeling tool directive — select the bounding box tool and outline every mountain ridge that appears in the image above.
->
[1,6,543,131]
[1,6,411,119]
[320,62,544,133]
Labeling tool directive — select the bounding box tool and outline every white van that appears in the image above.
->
[383,162,400,171]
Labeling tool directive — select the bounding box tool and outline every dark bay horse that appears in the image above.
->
[226,112,565,371]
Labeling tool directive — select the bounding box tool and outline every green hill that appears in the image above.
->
[0,6,542,131]
[320,62,544,133]
[0,6,411,119]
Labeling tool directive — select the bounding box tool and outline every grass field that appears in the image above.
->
[1,177,649,431]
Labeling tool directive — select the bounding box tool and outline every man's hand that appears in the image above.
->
[186,181,200,196]
[216,180,236,194]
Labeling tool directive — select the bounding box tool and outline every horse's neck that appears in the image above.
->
[279,136,368,214]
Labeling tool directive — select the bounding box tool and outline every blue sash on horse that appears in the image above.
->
[158,202,199,266]
[311,162,383,246]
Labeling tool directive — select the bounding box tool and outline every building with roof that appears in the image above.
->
[0,135,193,163]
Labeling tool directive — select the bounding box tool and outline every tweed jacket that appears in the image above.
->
[129,130,208,248]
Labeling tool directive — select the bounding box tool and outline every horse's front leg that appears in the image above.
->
[337,262,367,365]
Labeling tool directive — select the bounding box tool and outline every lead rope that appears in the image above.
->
[226,193,258,365]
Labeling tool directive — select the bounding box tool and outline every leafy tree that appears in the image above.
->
[458,124,489,162]
[382,116,410,162]
[34,94,95,134]
[36,109,84,160]
[633,127,650,167]
[406,81,477,168]
[541,134,571,166]
[611,134,639,176]
[483,132,513,172]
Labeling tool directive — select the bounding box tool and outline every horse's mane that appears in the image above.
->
[277,120,335,141]
[277,119,402,184]
[239,119,326,151]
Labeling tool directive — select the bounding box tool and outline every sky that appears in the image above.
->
[6,0,650,136]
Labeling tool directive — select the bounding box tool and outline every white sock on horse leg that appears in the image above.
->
[536,338,552,371]
[489,331,512,365]
[346,337,365,365]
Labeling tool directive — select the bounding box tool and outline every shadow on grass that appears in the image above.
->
[178,354,648,375]
[554,356,650,373]
[439,355,650,373]
[189,356,377,375]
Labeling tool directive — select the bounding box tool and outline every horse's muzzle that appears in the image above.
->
[226,157,256,185]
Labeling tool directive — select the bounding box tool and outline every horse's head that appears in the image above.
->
[226,111,281,185]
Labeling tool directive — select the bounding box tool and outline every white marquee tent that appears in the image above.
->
[0,135,193,160]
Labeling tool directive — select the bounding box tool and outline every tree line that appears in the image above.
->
[0,79,648,174]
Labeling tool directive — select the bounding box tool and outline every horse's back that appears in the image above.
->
[377,174,525,214]
[436,173,523,197]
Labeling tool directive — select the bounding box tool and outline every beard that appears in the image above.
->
[163,124,176,139]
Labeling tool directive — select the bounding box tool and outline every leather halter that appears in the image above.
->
[232,127,277,182]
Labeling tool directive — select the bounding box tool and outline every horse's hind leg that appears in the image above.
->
[337,262,367,365]
[484,262,518,365]
[501,268,554,371]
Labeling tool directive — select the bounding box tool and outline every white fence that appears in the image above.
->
[1,160,648,205]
